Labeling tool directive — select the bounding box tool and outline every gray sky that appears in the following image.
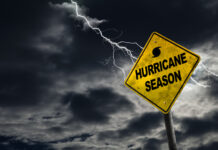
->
[1,0,218,150]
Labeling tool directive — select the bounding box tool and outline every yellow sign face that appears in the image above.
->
[125,32,200,114]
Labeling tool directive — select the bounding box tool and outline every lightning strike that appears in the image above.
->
[70,0,138,80]
[118,41,144,49]
[190,76,210,88]
[200,62,218,77]
[69,0,218,88]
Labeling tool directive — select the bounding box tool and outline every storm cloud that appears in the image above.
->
[1,0,218,150]
[63,88,134,123]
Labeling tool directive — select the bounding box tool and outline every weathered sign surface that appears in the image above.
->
[125,32,200,114]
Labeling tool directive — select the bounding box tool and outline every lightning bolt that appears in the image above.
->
[190,76,210,88]
[200,62,218,77]
[118,41,144,49]
[70,0,138,80]
[69,0,218,87]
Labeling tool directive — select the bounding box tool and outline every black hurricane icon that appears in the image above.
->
[152,46,161,58]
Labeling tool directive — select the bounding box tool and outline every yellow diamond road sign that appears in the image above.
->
[125,32,200,114]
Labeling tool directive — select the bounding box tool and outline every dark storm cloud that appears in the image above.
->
[79,0,218,47]
[63,87,134,123]
[62,145,89,150]
[0,0,51,45]
[62,146,80,150]
[0,66,51,107]
[42,112,62,120]
[0,42,55,107]
[0,135,54,150]
[49,133,93,144]
[1,0,218,150]
[143,138,163,150]
[18,1,115,75]
[190,141,218,150]
[1,0,217,108]
[0,1,53,107]
[98,112,162,139]
[128,148,142,150]
[118,112,162,138]
[0,0,74,107]
[207,76,218,99]
[176,111,218,142]
[47,29,113,73]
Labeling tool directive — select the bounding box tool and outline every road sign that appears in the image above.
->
[125,32,200,114]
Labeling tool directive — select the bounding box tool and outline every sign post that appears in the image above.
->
[124,32,200,149]
[164,111,177,150]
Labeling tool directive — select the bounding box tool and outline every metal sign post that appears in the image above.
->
[164,111,177,150]
[124,32,200,149]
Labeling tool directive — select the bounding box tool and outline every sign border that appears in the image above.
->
[125,32,200,114]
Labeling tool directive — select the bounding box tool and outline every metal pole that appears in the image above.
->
[163,111,177,150]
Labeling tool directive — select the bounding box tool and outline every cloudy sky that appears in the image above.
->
[1,0,218,150]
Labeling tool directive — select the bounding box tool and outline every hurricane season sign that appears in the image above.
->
[125,32,200,114]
